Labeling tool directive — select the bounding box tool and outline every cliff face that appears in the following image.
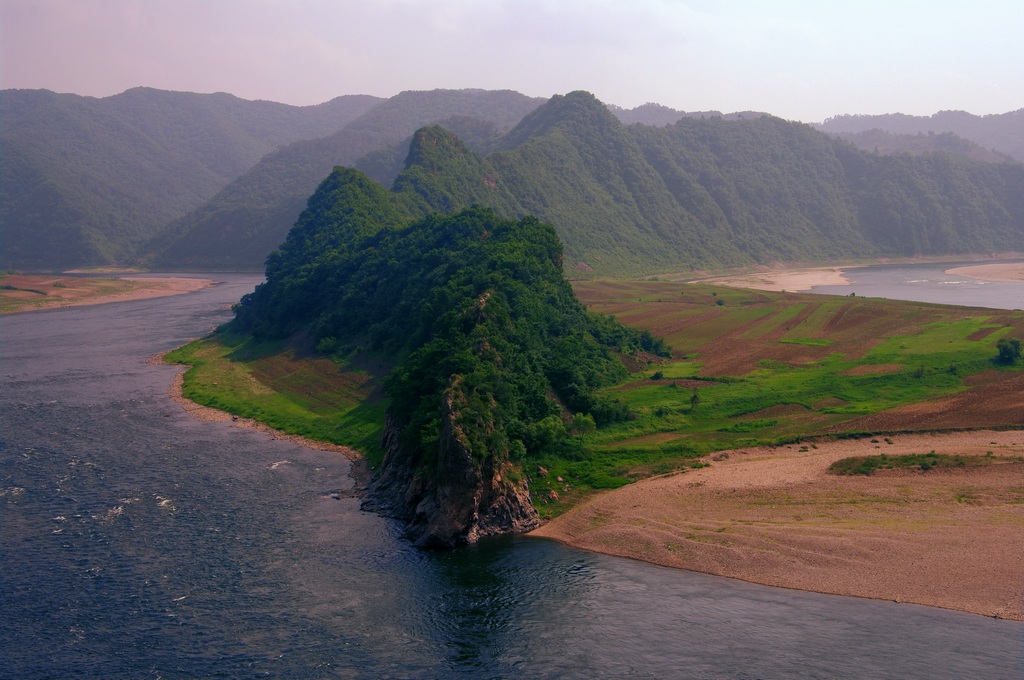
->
[364,390,540,548]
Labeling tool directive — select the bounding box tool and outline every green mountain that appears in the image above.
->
[232,190,664,546]
[6,87,1021,273]
[250,91,1022,278]
[150,89,545,270]
[0,87,381,269]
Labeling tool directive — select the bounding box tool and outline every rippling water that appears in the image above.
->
[2,273,1021,678]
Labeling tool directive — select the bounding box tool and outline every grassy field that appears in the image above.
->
[164,333,389,465]
[166,281,1024,514]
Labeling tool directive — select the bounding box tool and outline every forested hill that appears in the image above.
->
[244,91,1024,277]
[828,128,1016,164]
[816,109,1024,162]
[150,89,545,270]
[482,92,1023,272]
[0,88,381,269]
[232,194,664,545]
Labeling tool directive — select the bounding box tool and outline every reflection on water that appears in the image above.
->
[2,274,1021,678]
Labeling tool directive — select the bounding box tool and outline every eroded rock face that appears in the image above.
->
[363,397,540,549]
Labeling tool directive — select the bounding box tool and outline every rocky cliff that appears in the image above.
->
[364,387,540,548]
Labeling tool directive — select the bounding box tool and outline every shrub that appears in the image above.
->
[996,337,1022,365]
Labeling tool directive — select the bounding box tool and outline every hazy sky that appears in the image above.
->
[2,0,1021,122]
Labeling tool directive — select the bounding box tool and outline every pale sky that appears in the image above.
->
[1,0,1021,123]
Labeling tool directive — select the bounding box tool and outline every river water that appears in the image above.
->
[812,259,1024,310]
[2,272,1022,679]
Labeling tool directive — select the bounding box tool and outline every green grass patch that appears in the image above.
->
[165,332,389,466]
[828,452,1002,476]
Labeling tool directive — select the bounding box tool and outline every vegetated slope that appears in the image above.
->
[500,94,1023,272]
[0,87,381,269]
[151,89,545,270]
[817,109,1024,162]
[292,91,1023,277]
[230,176,666,545]
[828,129,1016,164]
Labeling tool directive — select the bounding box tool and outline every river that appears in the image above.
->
[2,272,1021,678]
[812,259,1024,309]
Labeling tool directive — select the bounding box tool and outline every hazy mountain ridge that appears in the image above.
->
[149,89,546,270]
[144,93,1024,274]
[830,129,1016,164]
[0,88,382,268]
[817,109,1024,162]
[362,92,1022,275]
[2,86,1022,271]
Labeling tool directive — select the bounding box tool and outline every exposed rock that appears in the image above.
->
[363,389,540,549]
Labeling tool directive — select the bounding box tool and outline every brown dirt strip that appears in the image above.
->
[531,429,1024,620]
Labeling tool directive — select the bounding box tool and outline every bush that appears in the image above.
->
[996,337,1022,365]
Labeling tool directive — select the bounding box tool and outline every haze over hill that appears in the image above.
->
[817,110,1024,162]
[1,86,1022,273]
[163,91,1024,276]
[0,88,381,268]
[149,89,546,271]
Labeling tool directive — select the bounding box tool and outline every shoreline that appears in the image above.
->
[688,265,855,292]
[946,262,1024,283]
[688,258,1024,293]
[531,429,1024,621]
[159,358,372,489]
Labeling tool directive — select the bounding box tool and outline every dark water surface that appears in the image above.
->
[2,273,1022,679]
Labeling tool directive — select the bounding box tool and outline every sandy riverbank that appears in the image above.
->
[0,274,213,313]
[531,429,1024,620]
[690,266,855,292]
[947,262,1024,283]
[690,259,1024,293]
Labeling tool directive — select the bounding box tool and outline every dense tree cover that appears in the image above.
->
[0,87,381,269]
[233,200,666,471]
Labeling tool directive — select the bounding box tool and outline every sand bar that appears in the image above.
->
[532,430,1024,620]
[0,274,212,313]
[689,266,854,292]
[947,262,1024,283]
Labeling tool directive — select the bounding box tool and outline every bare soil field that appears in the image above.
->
[533,429,1024,620]
[556,278,1024,618]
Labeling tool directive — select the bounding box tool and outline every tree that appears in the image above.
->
[996,337,1022,365]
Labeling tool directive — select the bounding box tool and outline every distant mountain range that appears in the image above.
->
[1,87,381,269]
[1,87,1021,272]
[215,92,1024,277]
[816,110,1024,163]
